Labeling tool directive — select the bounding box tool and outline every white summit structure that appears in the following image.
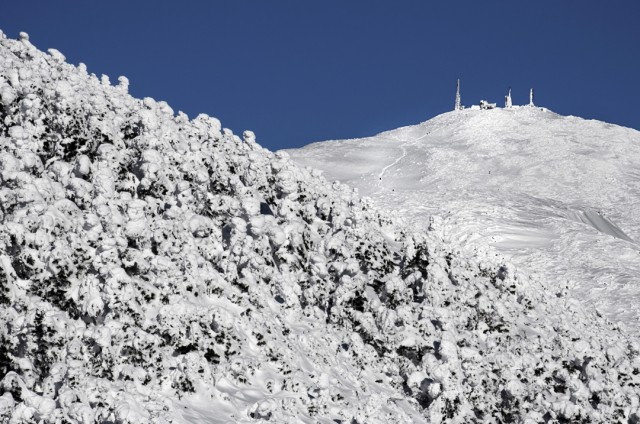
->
[454,83,540,111]
[529,87,535,106]
[479,99,496,110]
[505,87,512,108]
[454,78,463,111]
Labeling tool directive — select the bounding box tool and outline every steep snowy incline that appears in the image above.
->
[285,107,640,328]
[1,31,640,423]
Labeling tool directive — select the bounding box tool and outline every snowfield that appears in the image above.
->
[0,30,639,423]
[285,107,640,329]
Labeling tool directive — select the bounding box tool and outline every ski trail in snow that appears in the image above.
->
[377,142,408,182]
[375,130,433,187]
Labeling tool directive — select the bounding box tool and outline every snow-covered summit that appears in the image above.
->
[1,31,639,423]
[286,105,640,328]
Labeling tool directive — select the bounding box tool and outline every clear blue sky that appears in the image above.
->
[2,1,639,150]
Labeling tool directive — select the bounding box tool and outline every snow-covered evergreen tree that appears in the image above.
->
[505,87,512,108]
[454,78,462,111]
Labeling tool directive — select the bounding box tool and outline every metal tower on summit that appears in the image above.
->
[454,79,462,111]
[529,88,535,106]
[505,87,513,108]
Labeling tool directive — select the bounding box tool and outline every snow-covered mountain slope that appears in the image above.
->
[0,30,639,423]
[285,107,640,328]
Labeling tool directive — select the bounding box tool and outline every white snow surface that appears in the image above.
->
[285,107,640,329]
[0,31,639,423]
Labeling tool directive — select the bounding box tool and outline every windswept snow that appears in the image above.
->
[286,107,640,328]
[0,30,639,423]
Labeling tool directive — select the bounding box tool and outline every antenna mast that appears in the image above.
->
[529,88,534,106]
[505,87,512,108]
[454,79,462,111]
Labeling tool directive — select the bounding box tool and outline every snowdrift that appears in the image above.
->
[0,30,639,423]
